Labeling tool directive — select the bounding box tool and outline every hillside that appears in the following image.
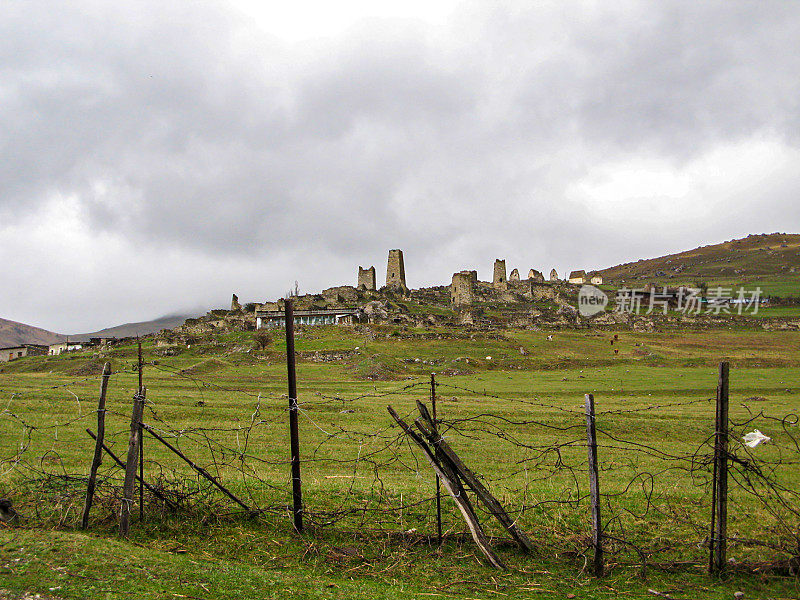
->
[598,232,800,295]
[0,314,195,348]
[0,317,65,348]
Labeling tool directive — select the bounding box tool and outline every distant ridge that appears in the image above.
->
[0,318,66,348]
[71,314,193,341]
[0,313,196,348]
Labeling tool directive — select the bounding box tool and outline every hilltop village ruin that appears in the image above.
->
[247,250,610,329]
[168,250,613,340]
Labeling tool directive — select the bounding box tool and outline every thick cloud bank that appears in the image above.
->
[2,1,799,331]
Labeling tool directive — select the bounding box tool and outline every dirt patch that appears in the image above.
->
[66,360,106,376]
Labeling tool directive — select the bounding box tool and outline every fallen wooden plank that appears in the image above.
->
[414,401,536,554]
[387,406,505,570]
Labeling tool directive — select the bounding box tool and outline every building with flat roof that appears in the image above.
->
[255,307,362,328]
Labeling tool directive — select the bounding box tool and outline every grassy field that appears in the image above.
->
[1,325,799,599]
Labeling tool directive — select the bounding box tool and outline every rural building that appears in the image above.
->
[255,307,362,328]
[1,344,47,362]
[590,273,603,285]
[48,340,87,356]
[568,270,586,284]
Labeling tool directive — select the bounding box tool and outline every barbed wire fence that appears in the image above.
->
[0,347,798,579]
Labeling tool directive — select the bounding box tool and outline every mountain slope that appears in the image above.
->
[598,233,800,294]
[0,318,66,347]
[72,314,192,341]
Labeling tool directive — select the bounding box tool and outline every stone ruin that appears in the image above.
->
[386,249,407,290]
[205,249,612,335]
[493,259,507,288]
[358,266,376,291]
[450,271,476,306]
[528,269,545,282]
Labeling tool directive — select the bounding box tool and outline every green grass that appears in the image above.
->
[1,327,799,599]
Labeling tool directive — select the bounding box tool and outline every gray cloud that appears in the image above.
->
[2,0,800,331]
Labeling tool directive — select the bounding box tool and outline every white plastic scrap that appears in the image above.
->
[742,430,771,448]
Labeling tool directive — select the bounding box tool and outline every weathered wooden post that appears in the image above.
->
[585,393,603,576]
[119,386,145,537]
[137,340,144,521]
[709,362,730,574]
[285,299,304,533]
[431,372,442,546]
[81,362,112,529]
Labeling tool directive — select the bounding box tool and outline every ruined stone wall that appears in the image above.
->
[386,249,407,289]
[450,271,475,305]
[509,268,520,281]
[550,268,559,281]
[528,269,545,282]
[358,266,376,290]
[231,294,241,311]
[322,286,359,304]
[493,259,507,288]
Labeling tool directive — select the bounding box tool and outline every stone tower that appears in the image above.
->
[450,271,475,306]
[550,268,559,281]
[357,266,376,291]
[493,259,507,288]
[386,249,407,289]
[528,269,545,282]
[231,293,242,311]
[509,268,520,281]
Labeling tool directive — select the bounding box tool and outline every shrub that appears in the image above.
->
[253,330,272,350]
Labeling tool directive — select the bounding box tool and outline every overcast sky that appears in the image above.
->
[2,0,800,333]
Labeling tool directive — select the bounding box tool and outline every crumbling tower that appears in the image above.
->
[450,271,475,306]
[528,269,545,282]
[493,259,507,288]
[357,266,376,291]
[386,249,407,289]
[509,268,520,281]
[231,293,242,311]
[550,268,559,281]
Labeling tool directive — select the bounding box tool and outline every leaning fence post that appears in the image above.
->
[585,393,603,576]
[431,372,442,547]
[709,362,730,574]
[81,362,112,529]
[284,299,304,533]
[120,386,146,537]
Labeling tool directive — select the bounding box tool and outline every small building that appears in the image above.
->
[568,270,586,284]
[255,307,362,328]
[589,273,603,285]
[1,344,47,362]
[48,340,87,356]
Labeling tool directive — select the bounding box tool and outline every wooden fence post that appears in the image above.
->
[431,372,442,547]
[585,393,603,576]
[120,386,145,537]
[709,362,730,574]
[285,299,304,533]
[137,340,144,521]
[81,362,112,529]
